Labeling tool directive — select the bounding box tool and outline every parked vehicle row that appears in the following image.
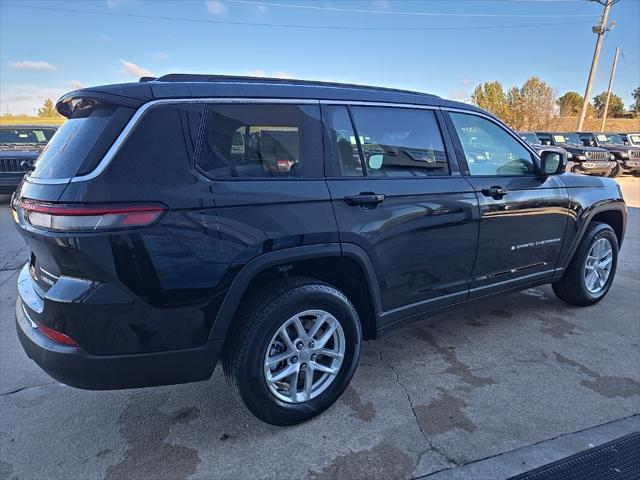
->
[12,75,627,425]
[518,131,640,178]
[579,132,640,177]
[0,125,57,194]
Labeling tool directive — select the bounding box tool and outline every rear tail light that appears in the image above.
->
[18,201,166,232]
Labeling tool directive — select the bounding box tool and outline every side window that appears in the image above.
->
[197,103,322,178]
[449,113,535,176]
[325,105,363,177]
[350,106,449,177]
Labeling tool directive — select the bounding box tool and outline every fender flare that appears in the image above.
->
[559,199,626,269]
[208,243,383,340]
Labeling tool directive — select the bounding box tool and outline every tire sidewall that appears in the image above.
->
[608,161,622,178]
[238,285,361,425]
[575,224,618,303]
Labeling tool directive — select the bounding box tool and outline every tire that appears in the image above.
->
[222,276,362,425]
[552,222,618,306]
[608,161,622,178]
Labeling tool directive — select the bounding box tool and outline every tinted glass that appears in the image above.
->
[113,103,203,178]
[350,106,449,177]
[325,106,363,176]
[0,127,56,144]
[450,113,535,176]
[30,106,132,179]
[197,104,322,178]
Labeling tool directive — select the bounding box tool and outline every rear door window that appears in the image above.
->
[30,105,133,180]
[196,103,323,178]
[349,106,449,177]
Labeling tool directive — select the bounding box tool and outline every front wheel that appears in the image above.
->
[552,222,618,306]
[223,277,362,425]
[608,161,622,178]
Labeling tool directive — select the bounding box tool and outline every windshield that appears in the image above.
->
[552,133,582,146]
[0,127,56,145]
[519,133,540,145]
[630,134,640,144]
[597,133,625,145]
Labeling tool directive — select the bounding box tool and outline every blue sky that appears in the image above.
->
[1,0,638,115]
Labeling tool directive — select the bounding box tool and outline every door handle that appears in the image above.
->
[343,193,386,206]
[481,186,508,199]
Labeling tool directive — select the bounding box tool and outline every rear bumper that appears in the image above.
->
[15,298,222,390]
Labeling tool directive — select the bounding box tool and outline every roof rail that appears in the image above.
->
[153,73,439,98]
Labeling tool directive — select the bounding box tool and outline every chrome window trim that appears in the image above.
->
[320,100,437,110]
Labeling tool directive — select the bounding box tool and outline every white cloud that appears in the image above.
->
[120,60,154,78]
[68,80,85,90]
[249,70,291,79]
[9,60,56,71]
[0,84,67,115]
[459,77,473,87]
[152,51,169,61]
[206,0,227,15]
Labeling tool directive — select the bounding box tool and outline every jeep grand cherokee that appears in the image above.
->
[13,75,626,425]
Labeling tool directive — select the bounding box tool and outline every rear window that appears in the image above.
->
[30,105,133,180]
[196,103,323,178]
[0,127,56,144]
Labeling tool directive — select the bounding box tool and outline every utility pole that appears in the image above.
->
[600,46,620,132]
[577,0,617,131]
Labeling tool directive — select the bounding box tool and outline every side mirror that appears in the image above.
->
[539,149,567,177]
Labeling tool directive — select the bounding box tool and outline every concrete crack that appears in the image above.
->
[1,381,57,395]
[373,344,459,469]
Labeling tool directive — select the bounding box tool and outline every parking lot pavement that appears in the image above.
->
[1,178,639,480]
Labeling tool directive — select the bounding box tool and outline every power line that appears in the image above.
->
[2,4,595,31]
[228,0,598,17]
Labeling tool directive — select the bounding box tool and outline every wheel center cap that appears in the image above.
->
[300,349,311,362]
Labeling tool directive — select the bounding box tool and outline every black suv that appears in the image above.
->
[536,131,615,176]
[0,125,57,194]
[578,132,640,177]
[13,75,627,425]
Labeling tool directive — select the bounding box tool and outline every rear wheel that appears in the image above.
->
[552,222,618,306]
[223,277,361,425]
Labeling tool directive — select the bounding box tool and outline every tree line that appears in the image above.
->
[472,78,640,131]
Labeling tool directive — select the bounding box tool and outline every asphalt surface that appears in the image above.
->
[1,178,639,480]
